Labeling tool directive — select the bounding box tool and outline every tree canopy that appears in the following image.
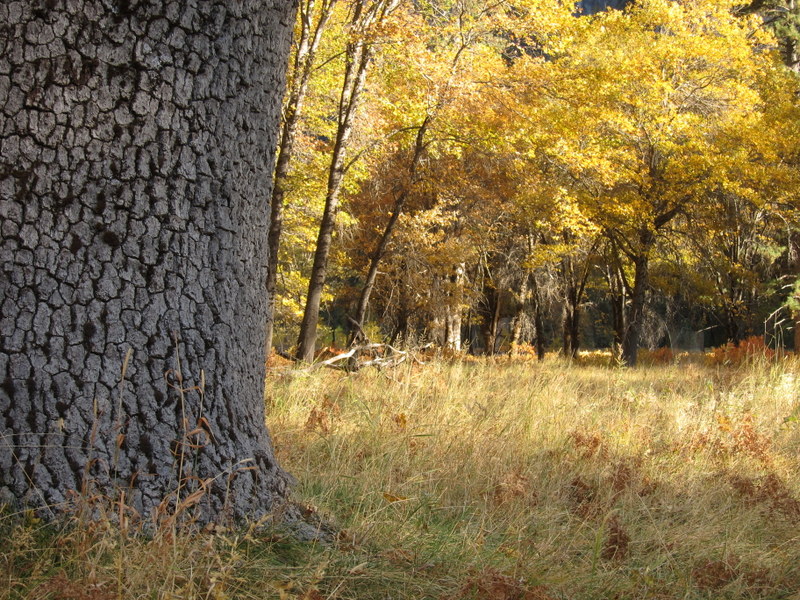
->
[270,0,800,363]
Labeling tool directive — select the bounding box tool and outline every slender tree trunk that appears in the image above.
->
[524,272,547,361]
[792,232,800,352]
[296,47,369,361]
[0,0,296,522]
[795,307,800,355]
[610,290,625,358]
[389,260,412,345]
[510,273,530,350]
[622,250,650,366]
[511,315,524,348]
[533,289,546,361]
[391,308,410,346]
[562,280,580,359]
[605,250,629,360]
[723,300,742,345]
[297,0,390,362]
[444,307,462,351]
[265,0,337,356]
[349,118,430,346]
[443,265,464,351]
[349,200,401,346]
[560,246,594,359]
[478,260,501,356]
[561,255,574,358]
[482,286,501,356]
[562,298,580,359]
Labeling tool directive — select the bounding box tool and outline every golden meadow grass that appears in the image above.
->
[3,354,800,599]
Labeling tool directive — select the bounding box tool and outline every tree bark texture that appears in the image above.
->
[0,0,296,522]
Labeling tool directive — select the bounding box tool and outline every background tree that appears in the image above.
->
[296,0,400,362]
[266,0,339,354]
[347,0,506,345]
[498,0,799,363]
[266,0,800,361]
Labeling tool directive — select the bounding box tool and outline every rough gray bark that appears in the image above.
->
[0,0,297,523]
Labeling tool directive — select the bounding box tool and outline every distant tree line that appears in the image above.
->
[268,0,800,365]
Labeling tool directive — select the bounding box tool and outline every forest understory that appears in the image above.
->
[3,352,800,600]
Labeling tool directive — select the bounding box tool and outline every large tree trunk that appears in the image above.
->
[0,0,296,524]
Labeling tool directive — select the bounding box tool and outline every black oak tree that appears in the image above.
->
[0,0,297,523]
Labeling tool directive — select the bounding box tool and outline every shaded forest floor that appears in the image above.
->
[4,353,800,599]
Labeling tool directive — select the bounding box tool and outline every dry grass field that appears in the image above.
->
[3,351,800,599]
